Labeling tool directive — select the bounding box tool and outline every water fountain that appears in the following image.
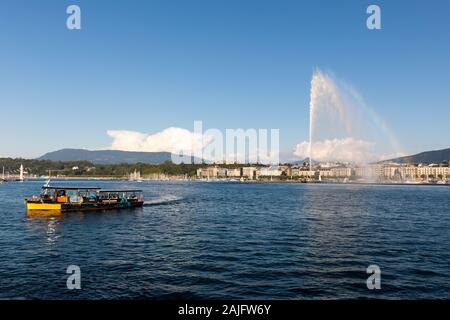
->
[298,68,402,167]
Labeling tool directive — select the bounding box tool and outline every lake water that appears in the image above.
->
[0,180,449,299]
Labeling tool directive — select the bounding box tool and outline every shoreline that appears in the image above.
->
[11,177,450,187]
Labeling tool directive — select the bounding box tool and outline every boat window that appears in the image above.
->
[79,191,88,197]
[66,190,76,197]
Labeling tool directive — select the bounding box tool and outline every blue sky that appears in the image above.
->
[0,0,449,159]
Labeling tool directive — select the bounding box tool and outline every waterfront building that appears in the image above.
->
[354,165,383,179]
[318,170,332,177]
[216,167,227,177]
[242,167,257,180]
[372,164,449,181]
[195,163,449,182]
[330,167,353,177]
[382,163,401,179]
[399,165,419,180]
[290,168,311,177]
[196,166,227,178]
[417,165,449,179]
[290,167,300,176]
[226,168,241,178]
[256,166,282,178]
[197,167,217,178]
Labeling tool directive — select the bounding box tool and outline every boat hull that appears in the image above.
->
[26,201,144,213]
[26,203,62,211]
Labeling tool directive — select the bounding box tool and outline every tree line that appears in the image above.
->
[0,158,263,178]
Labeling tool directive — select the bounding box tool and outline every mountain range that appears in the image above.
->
[38,147,450,165]
[378,148,450,164]
[38,149,199,164]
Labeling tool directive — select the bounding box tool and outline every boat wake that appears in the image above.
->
[143,195,184,206]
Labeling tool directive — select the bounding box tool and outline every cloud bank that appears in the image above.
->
[106,127,280,164]
[107,128,212,154]
[294,137,377,163]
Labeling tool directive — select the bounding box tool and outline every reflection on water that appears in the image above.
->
[1,180,450,299]
[45,218,60,244]
[25,215,62,245]
[303,184,371,249]
[26,210,63,218]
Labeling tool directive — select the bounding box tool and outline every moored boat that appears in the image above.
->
[25,185,144,213]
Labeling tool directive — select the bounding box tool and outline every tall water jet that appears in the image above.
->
[308,73,314,173]
[298,69,402,165]
[308,69,353,170]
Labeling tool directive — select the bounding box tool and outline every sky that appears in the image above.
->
[0,0,449,160]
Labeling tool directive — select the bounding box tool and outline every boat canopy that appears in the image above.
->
[42,186,101,190]
[41,186,142,193]
[97,189,143,193]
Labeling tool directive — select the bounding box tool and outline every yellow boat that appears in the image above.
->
[25,185,144,213]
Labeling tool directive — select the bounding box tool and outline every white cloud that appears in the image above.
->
[294,137,377,163]
[107,127,212,154]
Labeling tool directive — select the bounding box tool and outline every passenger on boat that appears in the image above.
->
[56,190,67,203]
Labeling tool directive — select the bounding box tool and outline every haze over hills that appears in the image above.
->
[378,148,450,164]
[37,148,201,164]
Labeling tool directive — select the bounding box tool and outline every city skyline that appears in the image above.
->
[1,0,449,159]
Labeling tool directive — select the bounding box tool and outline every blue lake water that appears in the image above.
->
[0,180,449,299]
